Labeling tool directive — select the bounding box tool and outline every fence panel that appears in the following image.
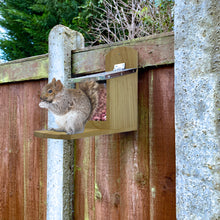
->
[74,65,175,219]
[0,80,47,220]
[0,33,174,220]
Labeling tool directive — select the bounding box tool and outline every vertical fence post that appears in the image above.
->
[47,25,84,220]
[175,1,220,219]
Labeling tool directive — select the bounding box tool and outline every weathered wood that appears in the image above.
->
[72,32,174,75]
[136,68,151,219]
[0,80,48,220]
[0,33,173,84]
[95,134,120,220]
[74,137,96,220]
[73,65,175,219]
[148,66,175,219]
[0,54,48,84]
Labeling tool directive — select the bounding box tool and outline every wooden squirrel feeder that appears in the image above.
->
[34,47,138,139]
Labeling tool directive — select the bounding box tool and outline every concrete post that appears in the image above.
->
[174,0,220,219]
[47,25,84,220]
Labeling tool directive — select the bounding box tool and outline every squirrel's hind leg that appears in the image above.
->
[65,121,85,135]
[48,127,66,132]
[65,113,85,135]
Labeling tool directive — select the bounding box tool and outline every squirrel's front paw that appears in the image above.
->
[39,101,49,108]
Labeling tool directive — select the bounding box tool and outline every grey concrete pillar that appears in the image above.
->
[47,25,84,220]
[174,0,220,219]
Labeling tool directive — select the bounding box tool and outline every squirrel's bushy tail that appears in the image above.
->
[79,81,99,119]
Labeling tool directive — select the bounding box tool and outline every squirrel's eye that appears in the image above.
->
[48,89,53,93]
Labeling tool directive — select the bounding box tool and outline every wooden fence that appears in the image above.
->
[74,66,175,219]
[0,79,48,220]
[0,32,175,219]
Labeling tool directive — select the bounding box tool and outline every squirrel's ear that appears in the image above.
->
[55,80,63,91]
[52,78,56,84]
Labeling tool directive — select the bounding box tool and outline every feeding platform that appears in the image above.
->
[34,127,137,140]
[34,47,138,139]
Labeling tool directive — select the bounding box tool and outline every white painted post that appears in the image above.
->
[175,1,220,219]
[47,25,84,220]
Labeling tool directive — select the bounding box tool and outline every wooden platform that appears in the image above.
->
[34,127,136,140]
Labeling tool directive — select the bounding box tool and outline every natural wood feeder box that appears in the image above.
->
[34,47,138,139]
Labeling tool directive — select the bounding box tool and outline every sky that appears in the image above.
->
[0,26,6,62]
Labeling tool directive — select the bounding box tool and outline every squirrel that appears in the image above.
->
[39,78,99,135]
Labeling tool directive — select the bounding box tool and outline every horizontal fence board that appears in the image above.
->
[0,54,48,84]
[72,32,174,75]
[0,33,173,84]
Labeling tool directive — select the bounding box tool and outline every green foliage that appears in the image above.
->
[0,0,174,61]
[0,0,82,61]
[72,0,103,44]
[139,0,174,33]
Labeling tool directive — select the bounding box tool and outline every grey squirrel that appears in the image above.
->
[39,78,99,134]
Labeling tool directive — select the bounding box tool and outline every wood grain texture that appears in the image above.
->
[72,32,174,75]
[0,80,48,220]
[106,47,138,131]
[148,67,176,219]
[73,65,175,219]
[74,137,96,220]
[94,134,120,220]
[0,54,48,84]
[0,33,173,85]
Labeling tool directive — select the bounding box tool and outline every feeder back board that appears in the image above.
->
[105,46,138,131]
